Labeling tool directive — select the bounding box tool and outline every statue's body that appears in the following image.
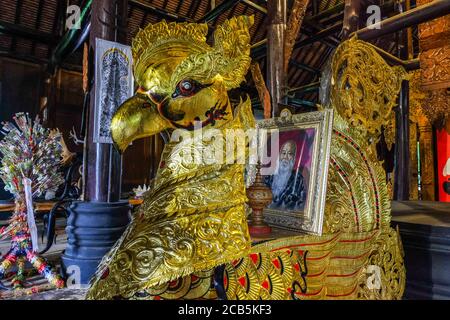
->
[87,17,406,300]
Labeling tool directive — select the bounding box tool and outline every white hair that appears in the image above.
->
[271,156,295,198]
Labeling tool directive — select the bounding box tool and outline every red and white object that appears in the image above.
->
[437,129,450,202]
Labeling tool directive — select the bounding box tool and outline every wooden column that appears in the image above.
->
[394,81,410,200]
[84,0,128,202]
[267,0,287,117]
[342,0,361,40]
[61,0,131,284]
[418,117,436,200]
[394,2,411,200]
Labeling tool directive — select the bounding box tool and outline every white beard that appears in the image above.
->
[272,159,294,198]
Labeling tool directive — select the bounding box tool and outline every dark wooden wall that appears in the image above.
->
[52,69,84,154]
[0,58,42,122]
[0,58,43,200]
[122,135,164,193]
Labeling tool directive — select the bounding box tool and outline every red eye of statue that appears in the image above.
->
[172,79,212,99]
[178,80,194,95]
[180,81,192,92]
[172,79,200,98]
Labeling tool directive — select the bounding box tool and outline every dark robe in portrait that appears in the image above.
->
[265,169,307,211]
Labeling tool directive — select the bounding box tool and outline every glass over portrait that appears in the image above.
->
[264,128,316,212]
[257,109,333,235]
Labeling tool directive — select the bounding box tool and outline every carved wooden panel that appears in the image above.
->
[420,46,450,90]
[417,0,450,130]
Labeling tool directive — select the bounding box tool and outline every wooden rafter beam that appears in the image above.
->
[252,18,343,59]
[0,49,82,72]
[140,12,149,28]
[302,23,340,47]
[129,0,193,22]
[289,59,320,74]
[242,0,267,14]
[197,0,241,23]
[293,22,342,50]
[187,0,200,18]
[312,0,319,15]
[238,0,346,30]
[304,0,399,29]
[51,0,65,38]
[288,98,316,107]
[354,0,450,41]
[31,0,46,55]
[175,0,184,13]
[10,0,24,51]
[0,20,59,45]
[252,22,342,59]
[226,0,242,21]
[287,81,320,94]
[305,3,344,24]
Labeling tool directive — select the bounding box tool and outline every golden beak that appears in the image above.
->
[110,93,171,153]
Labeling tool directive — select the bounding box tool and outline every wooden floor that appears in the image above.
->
[1,200,449,300]
[12,288,87,300]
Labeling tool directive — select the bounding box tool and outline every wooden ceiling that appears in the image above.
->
[0,0,414,105]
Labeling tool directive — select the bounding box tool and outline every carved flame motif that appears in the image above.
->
[330,37,409,144]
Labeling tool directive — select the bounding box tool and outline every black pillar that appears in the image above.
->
[393,80,410,200]
[62,0,131,284]
[393,1,410,200]
[84,0,129,202]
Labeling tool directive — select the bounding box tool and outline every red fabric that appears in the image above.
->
[437,128,450,202]
[263,89,271,119]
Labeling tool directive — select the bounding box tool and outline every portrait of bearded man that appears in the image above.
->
[265,140,307,211]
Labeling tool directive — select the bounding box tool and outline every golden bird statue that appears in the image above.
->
[86,16,406,300]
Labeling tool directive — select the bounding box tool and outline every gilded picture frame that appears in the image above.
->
[257,108,334,235]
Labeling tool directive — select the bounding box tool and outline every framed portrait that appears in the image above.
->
[257,108,334,235]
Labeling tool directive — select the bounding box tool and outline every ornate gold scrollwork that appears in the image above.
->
[330,37,409,144]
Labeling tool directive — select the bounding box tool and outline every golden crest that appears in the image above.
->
[330,37,409,143]
[132,16,254,92]
[132,20,210,85]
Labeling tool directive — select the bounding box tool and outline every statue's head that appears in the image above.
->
[111,16,254,153]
